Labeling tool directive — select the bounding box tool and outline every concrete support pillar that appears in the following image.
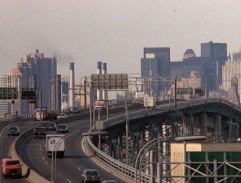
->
[202,112,208,136]
[215,114,222,143]
[189,114,194,136]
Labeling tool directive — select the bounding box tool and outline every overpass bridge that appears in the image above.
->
[87,98,241,183]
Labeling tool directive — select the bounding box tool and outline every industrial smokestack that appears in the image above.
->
[97,61,102,100]
[69,63,75,108]
[102,63,108,100]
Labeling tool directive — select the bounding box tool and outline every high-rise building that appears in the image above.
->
[201,41,227,88]
[221,48,241,105]
[233,47,241,61]
[17,49,58,113]
[141,47,170,96]
[0,69,22,116]
[171,49,216,93]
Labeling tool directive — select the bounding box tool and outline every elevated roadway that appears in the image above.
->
[6,98,241,183]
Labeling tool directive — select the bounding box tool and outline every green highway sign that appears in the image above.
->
[91,73,128,90]
[176,87,204,95]
[0,87,18,99]
[176,87,193,94]
[21,89,37,100]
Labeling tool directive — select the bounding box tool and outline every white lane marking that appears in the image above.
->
[66,179,72,183]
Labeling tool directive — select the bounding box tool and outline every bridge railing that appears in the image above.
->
[86,135,152,183]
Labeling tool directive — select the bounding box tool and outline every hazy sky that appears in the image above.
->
[1,0,241,82]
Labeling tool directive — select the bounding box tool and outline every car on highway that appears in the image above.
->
[7,126,20,136]
[57,112,67,119]
[45,122,57,131]
[56,124,68,133]
[102,180,118,183]
[1,158,22,178]
[46,112,57,120]
[70,107,81,114]
[33,127,47,139]
[81,169,100,183]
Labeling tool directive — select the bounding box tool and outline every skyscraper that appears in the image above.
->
[141,47,170,96]
[201,41,227,88]
[17,49,57,112]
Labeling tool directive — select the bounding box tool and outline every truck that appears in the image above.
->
[34,107,48,121]
[144,96,156,108]
[94,100,114,110]
[46,134,65,158]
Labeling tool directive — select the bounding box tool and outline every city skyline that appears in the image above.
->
[1,0,241,80]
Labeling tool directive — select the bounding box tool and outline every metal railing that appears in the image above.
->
[86,136,152,183]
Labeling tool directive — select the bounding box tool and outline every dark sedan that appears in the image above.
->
[81,169,100,183]
[45,122,57,131]
[7,126,20,136]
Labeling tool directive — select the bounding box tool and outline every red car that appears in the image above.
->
[1,158,22,178]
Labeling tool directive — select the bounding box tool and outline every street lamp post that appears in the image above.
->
[125,90,129,165]
[51,131,80,183]
[135,137,172,183]
[134,135,207,183]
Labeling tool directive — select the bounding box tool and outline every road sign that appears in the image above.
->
[91,73,128,90]
[96,120,104,130]
[0,87,18,99]
[176,87,193,94]
[195,88,204,96]
[21,88,37,100]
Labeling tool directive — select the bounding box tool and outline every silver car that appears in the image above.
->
[56,124,68,133]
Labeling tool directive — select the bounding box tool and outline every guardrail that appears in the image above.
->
[86,136,152,183]
[0,114,33,123]
[11,125,50,183]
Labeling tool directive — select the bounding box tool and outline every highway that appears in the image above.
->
[0,105,143,183]
[19,118,127,183]
[1,122,34,183]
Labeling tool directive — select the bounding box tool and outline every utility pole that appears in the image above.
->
[174,76,177,109]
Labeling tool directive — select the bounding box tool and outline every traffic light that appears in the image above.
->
[27,99,35,104]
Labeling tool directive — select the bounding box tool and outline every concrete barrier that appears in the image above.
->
[10,127,50,183]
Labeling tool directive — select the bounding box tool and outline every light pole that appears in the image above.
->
[51,131,81,183]
[135,137,172,183]
[134,134,207,183]
[125,90,129,165]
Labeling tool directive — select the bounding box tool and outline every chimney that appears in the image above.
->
[97,61,102,100]
[69,63,75,108]
[102,63,108,100]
